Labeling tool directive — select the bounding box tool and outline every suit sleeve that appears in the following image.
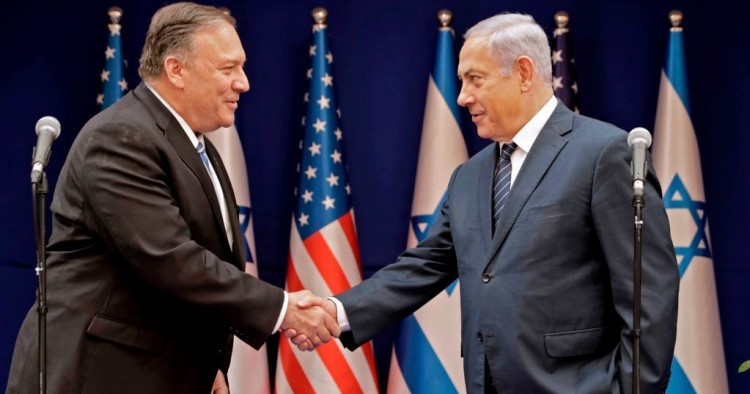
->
[591,133,679,393]
[337,165,463,350]
[77,121,284,348]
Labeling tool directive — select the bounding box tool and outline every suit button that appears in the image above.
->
[482,273,491,283]
[477,331,484,342]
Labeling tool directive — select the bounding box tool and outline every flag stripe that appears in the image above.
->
[652,22,728,394]
[389,25,467,394]
[286,251,304,292]
[276,20,378,394]
[319,212,361,287]
[289,221,332,295]
[361,342,379,387]
[433,27,460,121]
[207,124,271,394]
[316,343,364,394]
[664,32,690,113]
[303,231,352,294]
[338,211,362,270]
[278,339,316,393]
[396,314,458,394]
[666,357,697,394]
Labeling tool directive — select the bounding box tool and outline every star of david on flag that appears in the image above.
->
[207,126,270,394]
[386,11,468,394]
[651,11,728,394]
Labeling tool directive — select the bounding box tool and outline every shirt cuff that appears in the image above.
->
[327,296,351,332]
[272,291,289,334]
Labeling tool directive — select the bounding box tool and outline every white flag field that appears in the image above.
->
[651,25,728,394]
[207,125,271,394]
[387,24,468,394]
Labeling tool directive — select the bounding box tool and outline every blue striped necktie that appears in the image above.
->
[493,142,517,234]
[196,141,211,174]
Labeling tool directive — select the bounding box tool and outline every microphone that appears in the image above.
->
[30,116,61,184]
[627,127,652,197]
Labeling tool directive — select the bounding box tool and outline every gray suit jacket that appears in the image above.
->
[338,103,678,393]
[7,83,284,394]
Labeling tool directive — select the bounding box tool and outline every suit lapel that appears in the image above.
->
[133,84,234,259]
[167,126,234,257]
[486,103,574,265]
[476,145,497,249]
[204,139,245,269]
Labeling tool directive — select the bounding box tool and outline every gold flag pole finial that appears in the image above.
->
[108,6,122,24]
[669,10,683,32]
[554,11,569,35]
[437,9,453,28]
[554,11,569,29]
[312,7,328,26]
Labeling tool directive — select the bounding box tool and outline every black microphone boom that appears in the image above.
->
[627,127,652,197]
[30,116,61,184]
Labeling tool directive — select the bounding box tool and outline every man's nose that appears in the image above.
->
[235,69,250,92]
[457,89,471,107]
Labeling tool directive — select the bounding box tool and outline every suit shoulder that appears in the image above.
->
[463,143,495,167]
[570,113,627,143]
[78,94,161,144]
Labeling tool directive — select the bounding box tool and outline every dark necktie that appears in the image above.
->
[492,142,517,234]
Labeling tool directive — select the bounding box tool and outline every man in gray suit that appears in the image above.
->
[292,12,679,393]
[7,3,337,393]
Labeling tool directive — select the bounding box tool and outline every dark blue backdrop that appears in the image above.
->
[2,0,748,392]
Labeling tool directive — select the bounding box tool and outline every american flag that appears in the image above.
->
[206,126,271,394]
[651,11,728,394]
[386,11,467,394]
[96,6,127,110]
[274,9,379,394]
[551,11,579,113]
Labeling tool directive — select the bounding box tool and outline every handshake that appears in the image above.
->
[280,290,340,351]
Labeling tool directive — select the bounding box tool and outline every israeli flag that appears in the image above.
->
[651,14,729,394]
[387,15,468,394]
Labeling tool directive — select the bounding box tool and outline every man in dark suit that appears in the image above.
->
[292,12,679,393]
[7,3,338,393]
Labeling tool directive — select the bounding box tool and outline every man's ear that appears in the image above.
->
[516,56,535,92]
[164,56,185,89]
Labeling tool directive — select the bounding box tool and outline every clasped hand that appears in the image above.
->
[280,290,339,351]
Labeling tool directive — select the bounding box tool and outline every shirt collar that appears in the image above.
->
[506,95,558,152]
[144,82,203,148]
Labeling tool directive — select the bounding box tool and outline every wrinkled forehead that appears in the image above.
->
[458,37,497,73]
[192,23,245,61]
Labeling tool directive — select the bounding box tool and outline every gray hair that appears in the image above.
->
[464,13,552,85]
[138,2,236,81]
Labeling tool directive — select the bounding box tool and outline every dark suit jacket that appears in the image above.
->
[337,103,679,393]
[7,83,284,394]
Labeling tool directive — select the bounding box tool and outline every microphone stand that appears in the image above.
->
[632,184,644,394]
[32,173,48,394]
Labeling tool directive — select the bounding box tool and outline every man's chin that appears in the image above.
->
[476,127,492,140]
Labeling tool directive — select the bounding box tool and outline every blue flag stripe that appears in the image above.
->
[665,31,691,115]
[395,314,459,394]
[433,28,460,123]
[666,357,697,394]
